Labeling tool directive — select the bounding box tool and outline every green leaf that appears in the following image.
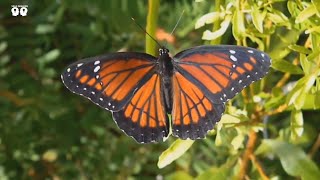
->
[300,92,320,109]
[158,139,194,168]
[215,114,241,146]
[294,75,317,109]
[246,34,265,50]
[267,10,290,27]
[251,5,266,33]
[312,0,320,15]
[271,59,303,74]
[232,3,245,40]
[305,26,320,34]
[35,24,55,34]
[202,15,231,40]
[307,48,320,62]
[287,1,300,17]
[230,130,244,150]
[195,12,220,29]
[166,171,193,180]
[290,110,304,140]
[295,5,317,23]
[287,74,317,109]
[0,41,8,53]
[37,49,61,65]
[256,140,320,180]
[268,28,300,59]
[288,45,312,54]
[300,53,317,75]
[196,157,237,180]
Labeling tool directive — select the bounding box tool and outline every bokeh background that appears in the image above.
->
[1,0,320,179]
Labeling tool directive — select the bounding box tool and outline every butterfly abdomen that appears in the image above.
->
[158,48,174,113]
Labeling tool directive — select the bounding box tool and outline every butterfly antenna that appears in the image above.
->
[169,10,185,36]
[131,17,162,48]
[164,10,185,47]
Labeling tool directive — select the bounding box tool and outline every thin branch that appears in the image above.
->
[275,72,291,88]
[250,154,270,180]
[238,130,257,180]
[308,133,320,158]
[267,104,288,116]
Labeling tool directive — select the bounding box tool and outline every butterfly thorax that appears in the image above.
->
[158,47,173,112]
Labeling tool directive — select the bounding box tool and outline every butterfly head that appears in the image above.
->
[159,47,169,56]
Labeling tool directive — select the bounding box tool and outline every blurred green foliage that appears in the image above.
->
[0,0,320,179]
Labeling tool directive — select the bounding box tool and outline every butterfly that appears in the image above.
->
[61,45,271,143]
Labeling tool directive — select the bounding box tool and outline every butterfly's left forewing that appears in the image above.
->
[61,52,157,111]
[61,52,169,143]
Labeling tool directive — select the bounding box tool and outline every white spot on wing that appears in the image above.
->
[230,55,237,61]
[77,63,83,67]
[99,98,103,101]
[96,75,100,79]
[248,50,254,53]
[67,68,71,72]
[91,91,95,95]
[94,66,100,73]
[229,50,236,54]
[94,61,100,65]
[261,53,265,57]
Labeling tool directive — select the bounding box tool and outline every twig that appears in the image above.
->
[275,72,290,88]
[267,104,288,116]
[250,154,270,180]
[308,133,320,158]
[0,90,33,106]
[275,56,299,88]
[238,130,257,180]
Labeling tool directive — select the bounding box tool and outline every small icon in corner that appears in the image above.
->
[11,5,28,17]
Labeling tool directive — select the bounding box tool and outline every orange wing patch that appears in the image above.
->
[112,73,169,143]
[98,60,154,101]
[172,72,213,126]
[181,53,231,66]
[178,53,235,94]
[123,74,167,128]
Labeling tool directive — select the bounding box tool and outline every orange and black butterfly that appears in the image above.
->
[61,45,271,143]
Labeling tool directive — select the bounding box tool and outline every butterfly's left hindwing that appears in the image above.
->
[113,73,170,143]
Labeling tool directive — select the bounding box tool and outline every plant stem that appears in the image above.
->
[238,130,257,180]
[308,133,320,158]
[250,154,270,180]
[146,0,160,56]
[210,0,224,45]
